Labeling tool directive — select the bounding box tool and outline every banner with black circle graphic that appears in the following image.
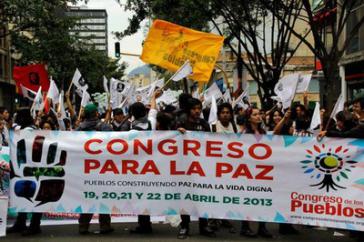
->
[9,130,364,231]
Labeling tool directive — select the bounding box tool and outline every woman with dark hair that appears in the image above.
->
[268,110,284,131]
[293,104,311,135]
[12,107,36,130]
[241,107,273,238]
[8,108,43,236]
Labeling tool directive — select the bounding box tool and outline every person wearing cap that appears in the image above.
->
[76,103,114,234]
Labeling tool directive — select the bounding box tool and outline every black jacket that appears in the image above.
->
[76,119,112,131]
[327,123,364,139]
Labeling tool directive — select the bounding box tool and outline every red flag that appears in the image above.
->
[13,64,50,93]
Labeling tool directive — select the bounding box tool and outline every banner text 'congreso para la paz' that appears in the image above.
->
[9,130,364,231]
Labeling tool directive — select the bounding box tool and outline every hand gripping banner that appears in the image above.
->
[9,130,364,231]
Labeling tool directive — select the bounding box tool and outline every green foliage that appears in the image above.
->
[6,0,127,93]
[115,0,212,38]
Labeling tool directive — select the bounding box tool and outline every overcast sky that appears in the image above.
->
[76,0,146,73]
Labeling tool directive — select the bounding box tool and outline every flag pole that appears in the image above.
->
[67,81,73,94]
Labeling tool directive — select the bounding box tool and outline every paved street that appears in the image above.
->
[3,221,358,242]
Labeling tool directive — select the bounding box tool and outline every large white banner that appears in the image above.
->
[9,130,364,231]
[0,197,7,237]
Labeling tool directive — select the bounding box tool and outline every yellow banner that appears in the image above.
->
[141,19,224,82]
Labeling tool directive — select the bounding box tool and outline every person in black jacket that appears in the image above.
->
[77,104,114,235]
[176,98,215,239]
[111,108,126,131]
[317,95,364,242]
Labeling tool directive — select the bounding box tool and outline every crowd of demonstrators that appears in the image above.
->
[2,88,364,242]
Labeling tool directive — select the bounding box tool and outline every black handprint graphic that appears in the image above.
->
[12,135,66,207]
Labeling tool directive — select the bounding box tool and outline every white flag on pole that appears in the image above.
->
[329,94,345,121]
[103,76,109,93]
[20,84,37,101]
[171,60,193,82]
[204,82,223,104]
[81,90,91,108]
[232,87,249,109]
[192,87,200,99]
[110,78,131,109]
[58,91,67,119]
[46,78,59,105]
[274,73,300,109]
[208,95,218,125]
[156,89,178,105]
[223,90,232,103]
[147,78,164,97]
[31,87,44,118]
[309,102,321,131]
[296,73,312,93]
[72,68,88,95]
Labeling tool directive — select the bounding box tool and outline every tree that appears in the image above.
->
[208,0,310,109]
[0,0,77,38]
[262,0,364,109]
[116,0,310,109]
[7,0,127,93]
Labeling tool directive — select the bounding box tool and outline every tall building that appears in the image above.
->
[67,7,108,54]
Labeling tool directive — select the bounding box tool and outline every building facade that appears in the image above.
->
[0,24,16,112]
[341,1,364,100]
[67,7,108,54]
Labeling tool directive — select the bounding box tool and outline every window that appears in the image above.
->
[73,25,106,31]
[79,18,106,24]
[347,3,364,54]
[91,39,106,44]
[95,45,106,50]
[72,32,106,38]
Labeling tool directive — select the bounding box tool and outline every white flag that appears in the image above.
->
[330,94,345,121]
[58,91,67,119]
[135,85,151,104]
[103,76,109,93]
[72,68,88,93]
[192,87,200,99]
[232,68,239,93]
[156,89,178,105]
[274,73,300,109]
[20,84,37,101]
[309,102,321,131]
[232,87,249,109]
[81,90,91,108]
[204,82,223,104]
[223,90,232,103]
[296,73,312,93]
[31,87,44,118]
[171,60,193,82]
[46,79,59,105]
[208,95,218,125]
[147,78,164,97]
[110,78,130,109]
